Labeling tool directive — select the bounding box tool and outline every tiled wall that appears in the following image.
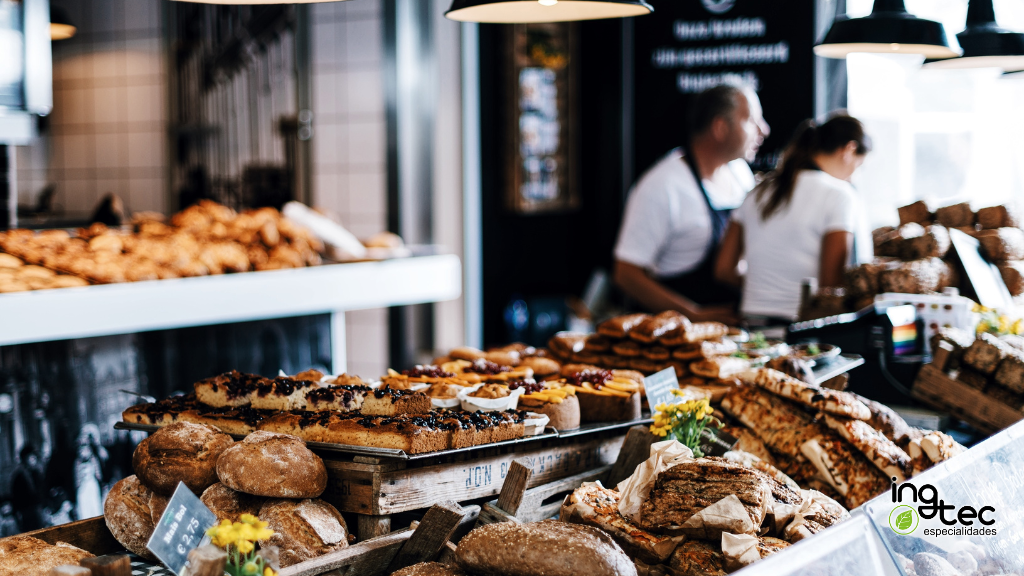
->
[310,2,390,378]
[17,0,167,215]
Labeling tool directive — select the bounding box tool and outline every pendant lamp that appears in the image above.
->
[923,0,1024,71]
[445,0,652,24]
[814,0,961,60]
[170,0,350,4]
[50,5,76,40]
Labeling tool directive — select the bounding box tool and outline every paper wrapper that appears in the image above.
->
[680,494,757,540]
[616,439,694,522]
[721,532,761,572]
[457,383,526,412]
[782,489,850,543]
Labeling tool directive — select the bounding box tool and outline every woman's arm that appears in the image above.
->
[820,230,853,287]
[714,221,744,288]
[612,260,739,324]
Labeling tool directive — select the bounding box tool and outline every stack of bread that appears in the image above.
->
[104,422,352,568]
[0,200,324,289]
[933,327,1024,412]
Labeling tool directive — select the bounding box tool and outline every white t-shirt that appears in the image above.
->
[614,148,755,278]
[732,170,859,319]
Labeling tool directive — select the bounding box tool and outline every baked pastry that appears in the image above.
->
[641,346,671,361]
[995,351,1024,393]
[999,261,1024,296]
[250,377,322,411]
[456,521,636,576]
[562,482,682,564]
[898,200,931,225]
[597,313,649,339]
[660,322,729,346]
[390,563,465,576]
[956,368,989,392]
[977,228,1024,261]
[195,370,268,408]
[200,483,265,524]
[561,369,642,422]
[133,421,234,495]
[898,224,950,260]
[103,475,169,559]
[671,339,738,361]
[629,311,690,344]
[690,357,749,380]
[547,332,588,358]
[217,431,327,498]
[976,205,1019,229]
[667,540,726,576]
[741,368,871,420]
[122,394,201,426]
[179,406,273,435]
[304,384,369,411]
[259,498,350,567]
[582,334,613,353]
[519,382,580,430]
[611,341,641,357]
[0,537,93,576]
[822,415,913,481]
[519,356,561,377]
[934,202,974,229]
[852,393,915,447]
[963,332,1013,375]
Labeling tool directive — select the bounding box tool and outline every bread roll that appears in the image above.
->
[976,205,1019,229]
[520,356,561,377]
[934,202,974,228]
[898,201,931,225]
[133,421,234,495]
[103,475,169,559]
[259,499,350,567]
[216,431,327,498]
[0,537,93,576]
[456,520,637,576]
[200,483,265,523]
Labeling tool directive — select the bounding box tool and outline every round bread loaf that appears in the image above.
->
[103,475,169,559]
[390,562,465,576]
[200,482,265,523]
[217,431,327,498]
[133,421,234,495]
[0,536,94,575]
[259,498,350,567]
[456,520,636,576]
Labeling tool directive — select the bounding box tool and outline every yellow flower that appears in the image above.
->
[236,539,255,555]
[264,568,276,576]
[242,561,259,575]
[239,514,259,525]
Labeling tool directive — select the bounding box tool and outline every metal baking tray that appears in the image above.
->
[554,417,654,438]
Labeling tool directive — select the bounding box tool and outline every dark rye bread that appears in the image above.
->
[103,475,169,559]
[216,431,327,498]
[456,521,636,576]
[0,536,93,576]
[122,394,201,426]
[898,200,931,225]
[638,457,771,535]
[259,499,350,568]
[200,483,265,523]
[133,421,234,495]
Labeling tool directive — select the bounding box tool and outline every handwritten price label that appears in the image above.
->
[147,482,217,575]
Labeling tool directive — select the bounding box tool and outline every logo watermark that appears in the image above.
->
[889,477,997,537]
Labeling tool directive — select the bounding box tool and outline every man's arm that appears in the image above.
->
[613,260,739,324]
[714,221,744,288]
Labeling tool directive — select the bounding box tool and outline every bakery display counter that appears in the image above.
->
[0,254,461,372]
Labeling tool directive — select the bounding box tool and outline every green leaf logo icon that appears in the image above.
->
[896,510,913,531]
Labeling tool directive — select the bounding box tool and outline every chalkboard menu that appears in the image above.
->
[633,0,816,176]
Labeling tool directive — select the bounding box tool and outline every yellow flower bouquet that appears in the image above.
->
[649,391,720,458]
[206,514,278,576]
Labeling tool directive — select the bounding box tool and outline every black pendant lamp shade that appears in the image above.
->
[814,0,961,60]
[50,5,76,41]
[445,0,652,23]
[923,0,1024,71]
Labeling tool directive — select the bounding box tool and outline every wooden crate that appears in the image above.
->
[912,363,1023,435]
[321,431,625,518]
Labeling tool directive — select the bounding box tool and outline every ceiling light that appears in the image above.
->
[50,6,75,41]
[170,0,352,4]
[814,0,961,60]
[923,0,1024,72]
[445,0,652,23]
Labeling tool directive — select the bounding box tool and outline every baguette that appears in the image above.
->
[455,521,637,576]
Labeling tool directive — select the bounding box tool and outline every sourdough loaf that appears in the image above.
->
[258,499,350,567]
[103,475,169,559]
[133,421,234,495]
[216,431,327,498]
[200,483,265,524]
[0,536,93,576]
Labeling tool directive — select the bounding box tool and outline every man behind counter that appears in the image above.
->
[613,83,769,324]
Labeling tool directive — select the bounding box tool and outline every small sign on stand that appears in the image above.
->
[146,482,218,575]
[643,367,680,409]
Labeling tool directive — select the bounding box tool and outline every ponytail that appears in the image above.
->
[754,113,871,220]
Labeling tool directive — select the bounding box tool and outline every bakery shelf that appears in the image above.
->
[0,254,461,372]
[812,353,865,383]
[554,417,654,439]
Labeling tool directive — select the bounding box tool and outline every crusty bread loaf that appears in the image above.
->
[977,228,1024,262]
[999,261,1024,296]
[200,483,265,524]
[217,431,327,498]
[133,421,234,495]
[976,205,1019,230]
[259,499,350,567]
[0,536,93,576]
[934,202,974,229]
[390,562,465,576]
[456,520,637,576]
[898,201,931,226]
[103,475,169,559]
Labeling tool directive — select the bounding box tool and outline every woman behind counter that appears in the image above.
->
[714,114,872,324]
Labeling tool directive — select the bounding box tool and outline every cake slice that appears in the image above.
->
[304,384,370,412]
[250,376,322,410]
[122,394,201,426]
[179,406,274,436]
[362,387,432,416]
[194,370,268,408]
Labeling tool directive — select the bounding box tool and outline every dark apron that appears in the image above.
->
[658,150,740,307]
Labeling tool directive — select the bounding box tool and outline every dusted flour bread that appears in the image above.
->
[259,499,350,567]
[200,483,265,523]
[878,258,953,294]
[995,351,1024,393]
[898,224,950,260]
[103,475,169,559]
[963,332,1013,375]
[456,521,637,576]
[898,200,931,225]
[998,261,1024,296]
[217,431,327,498]
[390,563,465,576]
[934,202,974,228]
[0,536,93,576]
[976,205,1019,229]
[977,228,1024,261]
[133,421,234,495]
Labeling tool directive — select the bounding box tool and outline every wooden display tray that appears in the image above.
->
[911,344,1024,434]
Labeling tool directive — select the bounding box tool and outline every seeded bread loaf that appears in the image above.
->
[103,475,169,559]
[216,431,327,498]
[259,499,350,567]
[133,421,234,495]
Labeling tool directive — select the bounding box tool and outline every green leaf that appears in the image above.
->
[896,510,913,531]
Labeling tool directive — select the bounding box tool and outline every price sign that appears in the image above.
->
[147,482,217,575]
[698,427,739,457]
[643,367,680,410]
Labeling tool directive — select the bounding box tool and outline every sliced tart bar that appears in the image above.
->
[250,376,323,410]
[179,406,275,436]
[194,370,268,408]
[122,394,201,426]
